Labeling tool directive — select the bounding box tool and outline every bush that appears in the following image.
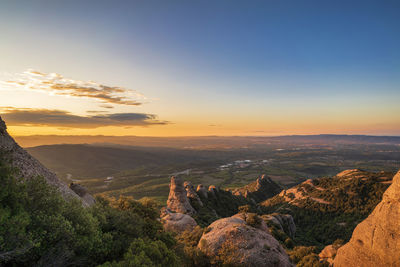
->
[297,253,329,267]
[100,238,180,267]
[288,246,318,264]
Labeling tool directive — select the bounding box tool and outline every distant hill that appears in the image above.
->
[16,134,400,148]
[27,144,225,178]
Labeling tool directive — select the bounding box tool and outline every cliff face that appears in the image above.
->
[0,116,93,206]
[333,170,400,267]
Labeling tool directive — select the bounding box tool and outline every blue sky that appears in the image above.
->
[0,0,399,136]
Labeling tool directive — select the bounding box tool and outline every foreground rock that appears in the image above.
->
[198,213,293,267]
[334,170,400,267]
[167,176,196,214]
[160,208,197,234]
[0,116,92,206]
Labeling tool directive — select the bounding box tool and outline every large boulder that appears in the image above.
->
[0,116,92,206]
[198,213,293,267]
[160,208,197,234]
[334,170,400,267]
[167,176,196,214]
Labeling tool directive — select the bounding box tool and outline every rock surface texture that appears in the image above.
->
[334,170,400,267]
[0,116,92,206]
[198,213,293,267]
[167,176,196,214]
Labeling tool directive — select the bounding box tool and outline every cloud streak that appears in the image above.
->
[1,70,146,106]
[0,107,168,129]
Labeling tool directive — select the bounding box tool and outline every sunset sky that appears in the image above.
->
[0,0,399,136]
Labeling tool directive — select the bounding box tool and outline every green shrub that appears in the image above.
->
[0,156,179,266]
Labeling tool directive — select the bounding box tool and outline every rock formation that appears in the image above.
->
[263,213,296,238]
[208,185,218,197]
[184,181,203,206]
[198,213,293,267]
[196,184,208,198]
[232,174,282,202]
[160,208,198,234]
[0,116,93,206]
[167,176,196,214]
[333,170,400,267]
[335,169,366,178]
[318,245,337,265]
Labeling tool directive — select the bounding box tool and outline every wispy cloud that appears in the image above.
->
[0,107,168,129]
[1,70,146,106]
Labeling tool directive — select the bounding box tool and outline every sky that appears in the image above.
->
[0,0,399,136]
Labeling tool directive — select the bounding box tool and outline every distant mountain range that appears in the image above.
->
[16,134,400,148]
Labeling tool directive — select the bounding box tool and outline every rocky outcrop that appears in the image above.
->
[160,208,197,234]
[69,183,95,206]
[232,174,282,203]
[198,213,293,267]
[319,245,337,265]
[336,169,369,179]
[196,184,208,198]
[208,185,218,197]
[263,213,296,238]
[184,181,203,206]
[0,116,92,206]
[334,170,400,267]
[167,176,196,214]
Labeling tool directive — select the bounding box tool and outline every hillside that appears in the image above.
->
[262,169,394,247]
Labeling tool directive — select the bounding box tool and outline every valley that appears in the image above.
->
[26,136,400,205]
